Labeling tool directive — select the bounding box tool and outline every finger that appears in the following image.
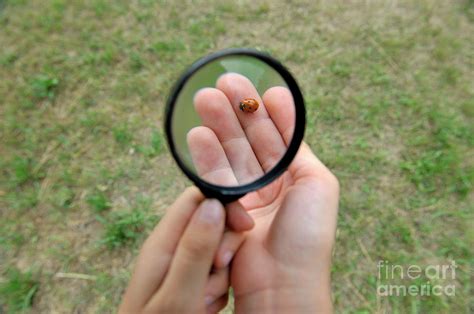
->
[149,199,225,307]
[119,187,204,312]
[213,230,246,269]
[262,86,295,145]
[217,73,287,171]
[226,200,254,231]
[187,126,238,186]
[194,88,263,184]
[187,126,255,230]
[207,294,229,314]
[205,267,229,305]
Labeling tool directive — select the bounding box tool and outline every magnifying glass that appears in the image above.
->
[164,48,306,204]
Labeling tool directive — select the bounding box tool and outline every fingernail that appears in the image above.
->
[198,199,223,224]
[222,251,233,267]
[205,295,214,305]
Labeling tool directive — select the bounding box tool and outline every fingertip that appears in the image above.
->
[262,86,291,101]
[213,251,231,270]
[226,201,255,232]
[183,185,203,199]
[185,188,205,211]
[220,251,234,268]
[167,185,204,214]
[216,72,257,104]
[239,210,255,231]
[216,72,248,90]
[193,87,216,104]
[194,87,229,119]
[197,199,225,227]
[187,126,214,145]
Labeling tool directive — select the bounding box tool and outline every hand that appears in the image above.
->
[119,188,248,313]
[188,73,339,313]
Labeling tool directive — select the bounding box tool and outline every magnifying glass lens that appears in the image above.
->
[170,55,296,187]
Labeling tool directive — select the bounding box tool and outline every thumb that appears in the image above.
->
[147,199,225,309]
[267,144,339,267]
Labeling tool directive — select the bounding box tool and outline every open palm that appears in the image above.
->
[188,73,339,312]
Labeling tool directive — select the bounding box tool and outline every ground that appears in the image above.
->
[0,0,473,313]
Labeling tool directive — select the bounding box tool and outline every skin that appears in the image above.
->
[119,188,235,313]
[120,73,339,313]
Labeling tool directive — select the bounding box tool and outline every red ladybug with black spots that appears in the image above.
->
[239,98,259,113]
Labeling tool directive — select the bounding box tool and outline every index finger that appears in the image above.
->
[147,199,225,311]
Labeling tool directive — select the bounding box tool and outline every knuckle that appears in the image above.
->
[182,234,215,258]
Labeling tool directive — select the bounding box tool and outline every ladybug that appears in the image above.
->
[239,98,259,113]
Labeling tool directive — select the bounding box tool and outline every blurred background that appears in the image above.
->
[0,0,472,313]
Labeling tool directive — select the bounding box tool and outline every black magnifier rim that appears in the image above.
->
[164,48,306,202]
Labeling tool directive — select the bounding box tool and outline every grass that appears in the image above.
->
[0,0,472,313]
[0,268,39,313]
[30,75,59,100]
[99,209,150,249]
[97,196,158,249]
[87,189,111,213]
